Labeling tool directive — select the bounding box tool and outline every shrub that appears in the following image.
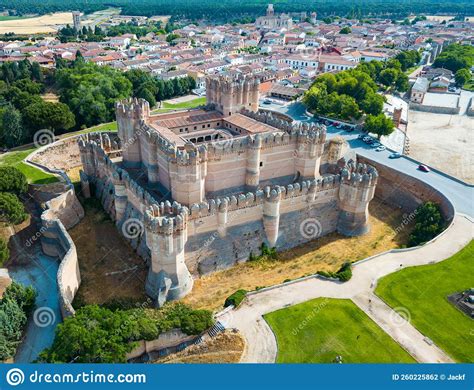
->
[180,310,214,335]
[0,192,28,225]
[0,166,27,194]
[0,282,36,361]
[0,238,9,266]
[224,289,247,308]
[39,302,214,363]
[408,202,444,247]
[317,262,352,282]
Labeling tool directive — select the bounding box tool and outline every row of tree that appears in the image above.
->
[0,54,198,148]
[304,52,421,137]
[39,303,213,363]
[0,61,75,148]
[433,44,473,88]
[2,0,473,22]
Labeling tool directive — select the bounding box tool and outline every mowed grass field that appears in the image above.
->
[152,97,206,113]
[376,241,474,362]
[0,148,58,184]
[264,298,415,363]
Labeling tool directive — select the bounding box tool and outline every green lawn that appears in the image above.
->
[264,298,415,363]
[0,15,29,21]
[152,97,206,113]
[65,121,117,136]
[0,148,58,185]
[0,122,117,185]
[376,241,474,362]
[463,78,474,92]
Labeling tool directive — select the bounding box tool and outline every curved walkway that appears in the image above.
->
[218,214,473,363]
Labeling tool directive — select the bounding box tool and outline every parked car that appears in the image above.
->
[358,134,365,139]
[389,152,402,159]
[263,99,272,104]
[371,142,381,148]
[376,145,386,152]
[418,164,430,172]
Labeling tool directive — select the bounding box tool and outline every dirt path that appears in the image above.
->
[219,214,473,363]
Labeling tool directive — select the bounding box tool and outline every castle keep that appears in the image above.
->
[79,73,378,306]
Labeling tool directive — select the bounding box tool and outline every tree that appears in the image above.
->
[0,106,24,148]
[136,87,156,107]
[433,44,474,73]
[360,92,384,115]
[379,68,399,88]
[454,68,471,87]
[23,101,75,133]
[0,166,27,194]
[364,114,394,139]
[0,192,28,225]
[0,282,36,361]
[0,238,8,266]
[408,202,444,246]
[339,26,351,34]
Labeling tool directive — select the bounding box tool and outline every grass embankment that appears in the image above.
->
[376,240,474,363]
[151,97,206,113]
[0,148,58,185]
[264,298,415,363]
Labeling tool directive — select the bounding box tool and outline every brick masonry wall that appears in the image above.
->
[358,155,455,220]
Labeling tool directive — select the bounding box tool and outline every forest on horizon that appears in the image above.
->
[0,0,473,23]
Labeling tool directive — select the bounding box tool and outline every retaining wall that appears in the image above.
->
[358,155,455,221]
[31,178,84,318]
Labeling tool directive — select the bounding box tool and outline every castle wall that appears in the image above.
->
[358,155,455,220]
[37,184,84,318]
[185,191,339,275]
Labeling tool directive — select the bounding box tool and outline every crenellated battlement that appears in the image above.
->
[186,173,342,220]
[116,97,150,121]
[144,201,189,235]
[340,161,378,187]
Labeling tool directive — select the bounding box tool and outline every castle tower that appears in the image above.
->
[337,163,378,236]
[294,124,326,179]
[267,4,275,17]
[72,11,81,31]
[263,186,281,247]
[206,74,260,117]
[169,143,207,206]
[144,203,193,307]
[245,134,263,190]
[116,98,150,169]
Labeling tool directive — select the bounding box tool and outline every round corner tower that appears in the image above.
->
[337,163,378,237]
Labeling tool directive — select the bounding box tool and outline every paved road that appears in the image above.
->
[218,214,472,363]
[263,101,474,217]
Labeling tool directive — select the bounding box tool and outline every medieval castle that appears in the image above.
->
[78,73,378,306]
